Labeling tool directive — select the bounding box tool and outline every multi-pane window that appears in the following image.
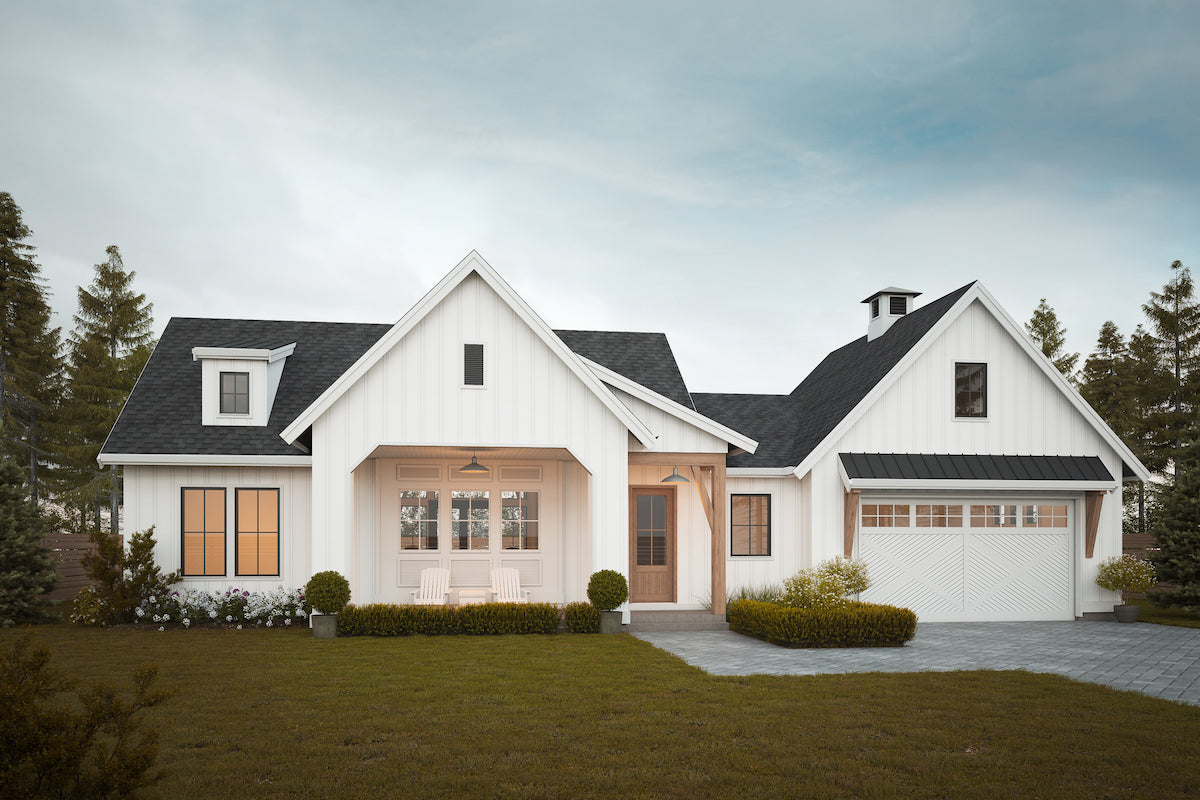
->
[955,362,987,418]
[220,371,250,414]
[731,494,770,556]
[501,491,539,550]
[182,488,225,576]
[861,504,911,527]
[915,504,964,527]
[1022,504,1069,528]
[451,491,489,550]
[400,490,438,550]
[971,504,1018,527]
[236,488,279,576]
[635,492,668,566]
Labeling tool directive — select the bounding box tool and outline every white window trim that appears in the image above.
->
[461,340,487,390]
[952,358,990,422]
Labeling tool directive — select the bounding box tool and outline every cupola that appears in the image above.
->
[861,287,921,341]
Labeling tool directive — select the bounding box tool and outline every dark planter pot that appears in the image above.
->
[599,610,623,634]
[312,613,338,639]
[1114,604,1140,623]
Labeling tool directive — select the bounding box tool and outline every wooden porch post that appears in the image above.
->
[712,463,726,616]
[844,488,861,558]
[1084,491,1104,558]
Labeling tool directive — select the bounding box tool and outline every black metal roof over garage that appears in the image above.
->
[839,453,1114,483]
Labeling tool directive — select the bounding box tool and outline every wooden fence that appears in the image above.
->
[43,530,109,602]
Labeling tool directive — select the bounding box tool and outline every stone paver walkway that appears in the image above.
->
[633,621,1200,706]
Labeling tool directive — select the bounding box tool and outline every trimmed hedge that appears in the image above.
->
[337,602,560,636]
[564,601,600,633]
[727,599,917,648]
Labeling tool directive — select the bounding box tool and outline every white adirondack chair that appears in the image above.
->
[490,567,530,604]
[411,567,450,606]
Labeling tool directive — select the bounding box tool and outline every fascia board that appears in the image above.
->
[97,453,313,467]
[846,477,1119,492]
[581,356,759,453]
[727,467,797,478]
[281,251,656,449]
[971,284,1153,483]
[793,286,981,481]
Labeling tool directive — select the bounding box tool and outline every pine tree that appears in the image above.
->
[0,459,58,626]
[0,192,63,504]
[57,246,154,537]
[1025,298,1079,380]
[1149,424,1200,610]
[1080,321,1129,437]
[1142,260,1200,462]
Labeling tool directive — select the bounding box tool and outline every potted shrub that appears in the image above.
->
[1096,555,1156,622]
[306,570,351,638]
[587,570,628,634]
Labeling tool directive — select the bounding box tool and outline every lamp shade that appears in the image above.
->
[660,467,690,484]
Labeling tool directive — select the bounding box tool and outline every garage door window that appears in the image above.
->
[915,504,963,527]
[971,504,1018,527]
[1023,504,1068,527]
[862,504,910,527]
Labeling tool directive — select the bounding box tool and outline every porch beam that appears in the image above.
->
[1084,491,1104,558]
[844,488,861,558]
[628,452,726,467]
[712,463,726,616]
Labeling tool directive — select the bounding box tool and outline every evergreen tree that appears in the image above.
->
[57,246,154,537]
[1142,260,1200,461]
[0,459,58,626]
[1025,297,1079,380]
[1150,424,1200,610]
[1080,321,1129,437]
[0,192,63,504]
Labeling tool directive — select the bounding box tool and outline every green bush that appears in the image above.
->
[728,599,917,648]
[586,570,628,611]
[337,602,560,636]
[305,571,351,615]
[68,586,111,627]
[78,526,179,625]
[1096,555,1156,599]
[564,601,600,633]
[781,557,871,610]
[1,631,173,798]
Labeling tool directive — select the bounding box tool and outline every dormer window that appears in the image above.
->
[193,341,296,427]
[220,372,250,415]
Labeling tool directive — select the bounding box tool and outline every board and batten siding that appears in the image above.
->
[806,299,1125,615]
[612,389,731,454]
[723,475,807,596]
[124,464,312,591]
[309,272,632,603]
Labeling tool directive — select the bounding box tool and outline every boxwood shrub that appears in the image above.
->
[337,602,560,636]
[564,601,600,633]
[727,599,917,648]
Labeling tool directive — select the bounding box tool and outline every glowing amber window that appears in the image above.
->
[915,504,964,527]
[861,504,911,528]
[182,488,225,576]
[731,495,771,556]
[236,489,279,576]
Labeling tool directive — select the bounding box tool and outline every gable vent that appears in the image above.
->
[396,465,441,481]
[499,466,542,482]
[889,295,907,316]
[463,343,484,386]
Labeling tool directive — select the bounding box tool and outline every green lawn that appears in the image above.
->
[5,624,1200,800]
[1133,598,1200,629]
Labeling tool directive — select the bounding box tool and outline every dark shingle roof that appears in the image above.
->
[691,393,799,467]
[103,318,392,456]
[786,282,975,465]
[840,453,1114,483]
[553,330,693,408]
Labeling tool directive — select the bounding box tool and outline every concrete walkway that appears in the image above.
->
[632,621,1200,706]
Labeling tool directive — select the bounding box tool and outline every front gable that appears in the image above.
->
[282,252,655,470]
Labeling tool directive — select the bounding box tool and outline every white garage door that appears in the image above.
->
[859,500,1074,622]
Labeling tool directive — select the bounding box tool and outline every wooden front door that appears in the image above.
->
[629,488,675,603]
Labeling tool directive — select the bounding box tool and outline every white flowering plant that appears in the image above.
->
[134,587,309,630]
[781,557,872,610]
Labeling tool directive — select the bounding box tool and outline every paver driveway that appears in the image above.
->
[633,620,1200,705]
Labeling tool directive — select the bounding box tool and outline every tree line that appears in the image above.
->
[0,190,153,539]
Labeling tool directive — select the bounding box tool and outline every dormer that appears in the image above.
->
[191,340,296,426]
[862,287,922,341]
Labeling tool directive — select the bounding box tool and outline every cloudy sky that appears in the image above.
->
[3,1,1197,394]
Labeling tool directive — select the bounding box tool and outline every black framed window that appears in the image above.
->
[954,362,987,418]
[731,494,770,556]
[182,488,225,576]
[220,371,250,414]
[235,488,280,576]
